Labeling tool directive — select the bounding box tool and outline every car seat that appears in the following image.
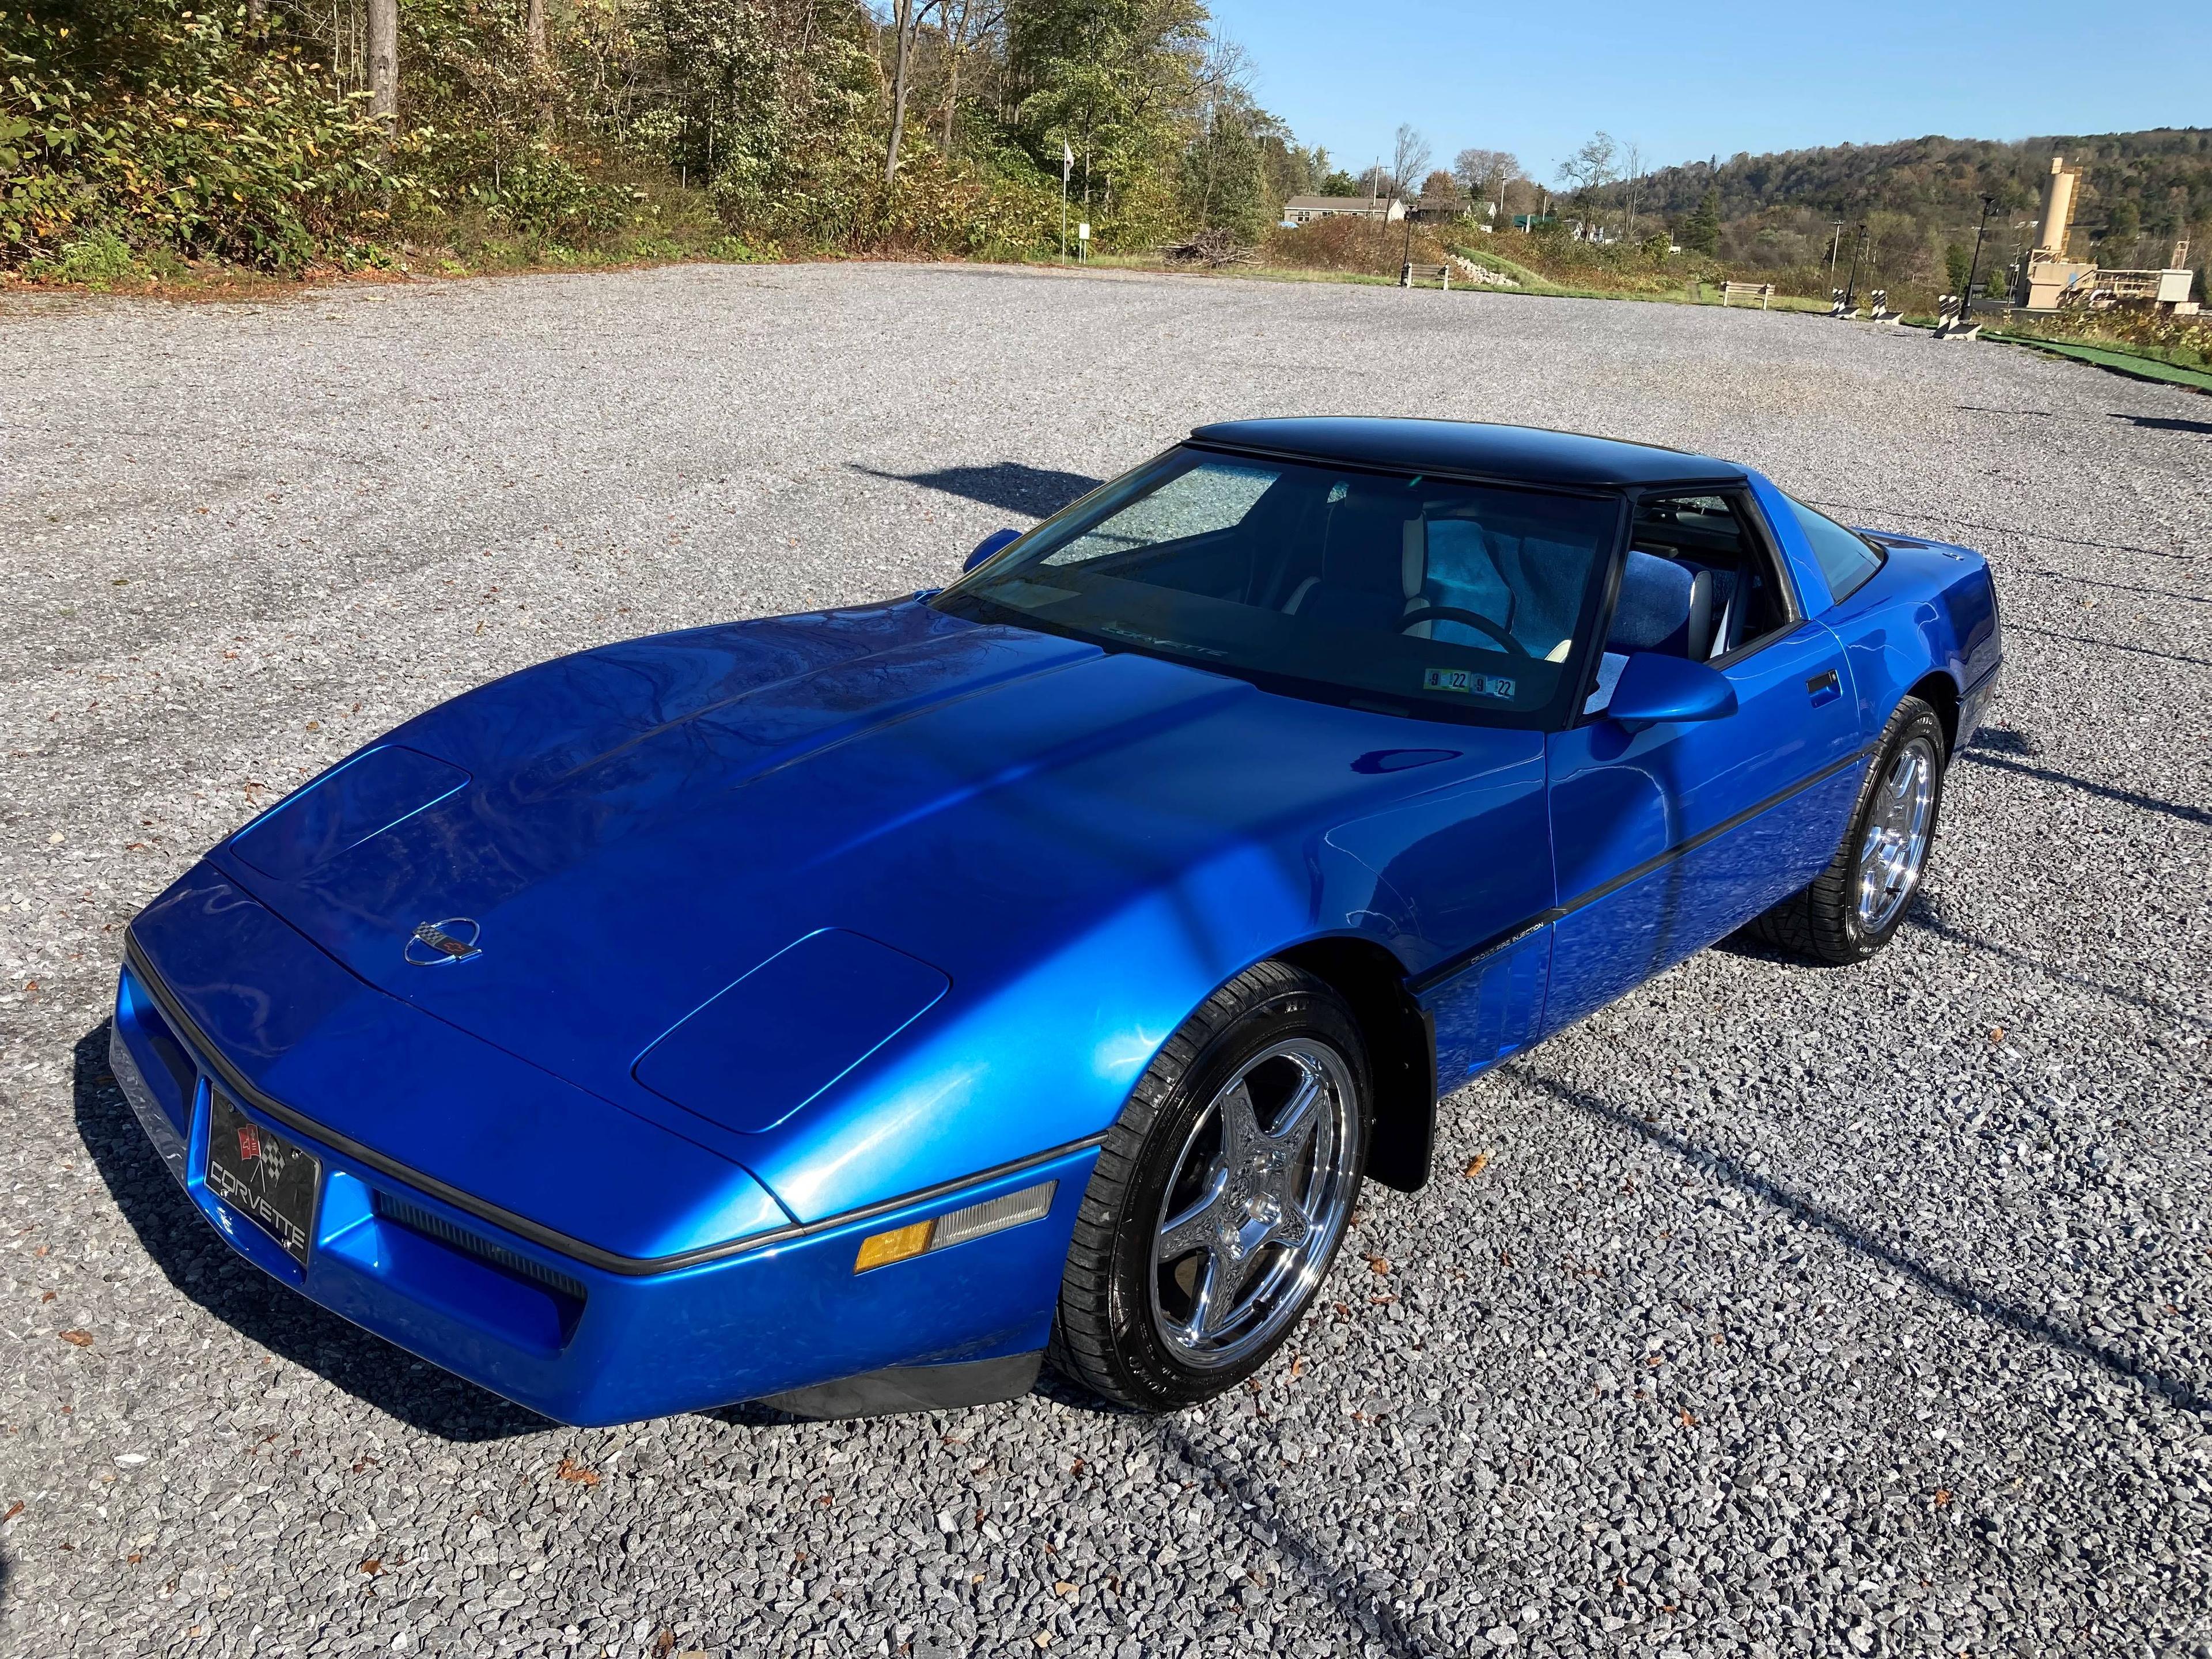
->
[1585,550,1715,714]
[1282,488,1412,632]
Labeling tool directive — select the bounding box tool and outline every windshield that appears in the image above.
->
[932,446,1621,728]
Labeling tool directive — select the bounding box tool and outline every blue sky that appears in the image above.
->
[1207,0,2211,184]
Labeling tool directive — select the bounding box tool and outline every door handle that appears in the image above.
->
[1805,669,1842,707]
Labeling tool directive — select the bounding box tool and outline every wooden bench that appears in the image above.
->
[1400,262,1451,290]
[1719,281,1774,309]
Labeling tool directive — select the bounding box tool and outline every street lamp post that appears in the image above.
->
[1841,221,1868,312]
[1960,193,1996,316]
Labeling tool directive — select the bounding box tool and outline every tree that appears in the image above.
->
[1009,0,1208,245]
[1453,147,1522,217]
[1389,123,1429,198]
[1944,241,1971,293]
[368,0,397,127]
[931,0,1005,153]
[1554,130,1618,233]
[1315,168,1359,196]
[883,0,935,189]
[1680,186,1720,255]
[1418,167,1455,204]
[1182,28,1277,236]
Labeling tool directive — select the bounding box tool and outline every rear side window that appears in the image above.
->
[1786,496,1885,605]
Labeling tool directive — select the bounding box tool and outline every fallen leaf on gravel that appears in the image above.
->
[58,1330,92,1347]
[653,1631,673,1655]
[1464,1152,1488,1177]
[1054,1580,1075,1595]
[1990,1027,2004,1043]
[554,1457,600,1486]
[1934,1488,1952,1507]
[39,1291,54,1303]
[1289,1355,1306,1378]
[1366,1256,1389,1274]
[359,1558,381,1575]
[3,1502,23,1522]
[1678,1410,1696,1427]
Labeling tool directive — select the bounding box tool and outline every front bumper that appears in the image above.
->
[112,957,1096,1426]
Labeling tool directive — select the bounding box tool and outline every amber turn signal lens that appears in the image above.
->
[853,1219,934,1272]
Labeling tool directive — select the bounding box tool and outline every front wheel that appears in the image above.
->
[1747,694,1947,964]
[1050,961,1370,1411]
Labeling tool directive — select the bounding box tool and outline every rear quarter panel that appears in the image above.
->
[1747,474,1999,746]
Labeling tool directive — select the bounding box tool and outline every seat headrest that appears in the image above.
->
[1609,550,1697,654]
[1320,492,1412,595]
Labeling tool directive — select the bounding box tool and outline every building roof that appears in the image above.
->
[1184,418,1747,491]
[1283,196,1398,211]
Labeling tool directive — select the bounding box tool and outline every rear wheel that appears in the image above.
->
[1747,695,1946,964]
[1050,961,1369,1411]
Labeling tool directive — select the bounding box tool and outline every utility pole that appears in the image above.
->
[1828,220,1845,278]
[1060,139,1071,263]
[1960,193,1997,315]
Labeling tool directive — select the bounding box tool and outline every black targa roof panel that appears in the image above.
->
[1187,417,1749,491]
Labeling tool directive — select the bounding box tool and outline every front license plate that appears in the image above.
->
[206,1093,320,1268]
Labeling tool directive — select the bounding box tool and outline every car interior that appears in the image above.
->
[1583,492,1791,715]
[1041,461,1601,664]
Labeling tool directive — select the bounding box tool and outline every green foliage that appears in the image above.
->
[6,0,1308,281]
[1680,187,1720,255]
[1008,0,1205,248]
[1944,241,1970,292]
[3,0,400,270]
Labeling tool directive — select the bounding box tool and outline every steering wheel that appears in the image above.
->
[1398,607,1532,658]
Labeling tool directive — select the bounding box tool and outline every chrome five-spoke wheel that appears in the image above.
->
[1855,733,1937,932]
[1149,1037,1361,1371]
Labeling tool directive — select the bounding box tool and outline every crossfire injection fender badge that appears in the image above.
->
[404,918,483,965]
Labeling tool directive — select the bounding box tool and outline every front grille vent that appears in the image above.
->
[373,1194,588,1305]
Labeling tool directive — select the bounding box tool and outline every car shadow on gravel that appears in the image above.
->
[1514,1066,2212,1421]
[854,463,1103,517]
[2109,414,2212,437]
[1156,1422,1430,1657]
[1958,737,2212,828]
[71,1024,554,1443]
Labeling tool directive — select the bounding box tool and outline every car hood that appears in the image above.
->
[209,599,1540,1187]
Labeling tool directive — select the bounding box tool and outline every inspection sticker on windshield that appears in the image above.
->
[1423,667,1516,699]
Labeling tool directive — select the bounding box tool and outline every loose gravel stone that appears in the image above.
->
[2,263,2209,1657]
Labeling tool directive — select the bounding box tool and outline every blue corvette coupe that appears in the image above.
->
[113,419,2001,1423]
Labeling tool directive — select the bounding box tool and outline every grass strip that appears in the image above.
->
[1980,331,2212,393]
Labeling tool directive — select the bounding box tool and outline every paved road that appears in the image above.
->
[3,264,2209,1658]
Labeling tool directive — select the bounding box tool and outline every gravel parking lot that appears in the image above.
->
[3,262,2210,1659]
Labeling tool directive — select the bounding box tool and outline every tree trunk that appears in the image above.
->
[883,0,915,191]
[526,0,547,66]
[940,47,960,153]
[368,0,398,130]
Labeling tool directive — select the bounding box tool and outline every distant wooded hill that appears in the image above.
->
[1638,128,2211,288]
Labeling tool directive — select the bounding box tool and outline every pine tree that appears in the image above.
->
[1681,187,1721,256]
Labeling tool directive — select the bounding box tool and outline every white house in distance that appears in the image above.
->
[1282,195,1405,226]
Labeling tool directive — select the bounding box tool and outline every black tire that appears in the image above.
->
[1745,695,1948,964]
[1049,961,1370,1412]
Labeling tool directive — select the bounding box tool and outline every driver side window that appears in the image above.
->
[1585,492,1794,714]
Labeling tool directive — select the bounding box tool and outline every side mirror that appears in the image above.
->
[1607,652,1737,732]
[964,527,1021,573]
